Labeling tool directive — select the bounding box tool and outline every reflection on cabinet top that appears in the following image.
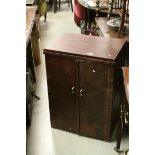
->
[44,33,127,61]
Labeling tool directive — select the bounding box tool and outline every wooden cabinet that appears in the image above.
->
[44,33,128,141]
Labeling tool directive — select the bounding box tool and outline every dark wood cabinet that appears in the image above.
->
[44,33,128,141]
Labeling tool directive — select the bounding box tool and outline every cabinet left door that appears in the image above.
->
[45,55,77,133]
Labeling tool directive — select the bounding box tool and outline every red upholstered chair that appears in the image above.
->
[73,0,86,27]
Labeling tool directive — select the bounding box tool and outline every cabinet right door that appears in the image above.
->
[79,60,114,141]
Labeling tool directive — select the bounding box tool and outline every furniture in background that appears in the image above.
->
[95,16,128,39]
[108,0,129,37]
[77,0,95,28]
[77,0,109,28]
[58,0,73,12]
[26,6,40,126]
[26,6,37,126]
[49,0,73,13]
[73,0,99,35]
[93,0,129,38]
[80,20,97,36]
[76,0,111,36]
[26,6,38,81]
[44,33,128,141]
[74,0,86,27]
[49,0,53,8]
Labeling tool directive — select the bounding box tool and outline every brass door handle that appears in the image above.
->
[80,89,83,97]
[124,112,129,125]
[71,86,75,95]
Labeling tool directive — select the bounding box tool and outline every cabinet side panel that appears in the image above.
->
[110,42,129,135]
[45,55,77,133]
[79,60,114,141]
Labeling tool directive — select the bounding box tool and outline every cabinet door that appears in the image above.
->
[79,60,114,141]
[45,55,77,133]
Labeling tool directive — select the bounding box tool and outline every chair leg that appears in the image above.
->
[53,0,57,13]
[49,0,53,8]
[108,0,114,19]
[59,0,61,9]
[70,0,73,12]
[44,12,47,22]
[118,0,127,37]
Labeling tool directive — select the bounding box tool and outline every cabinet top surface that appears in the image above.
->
[44,33,127,60]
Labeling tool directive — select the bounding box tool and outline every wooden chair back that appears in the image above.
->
[108,0,129,37]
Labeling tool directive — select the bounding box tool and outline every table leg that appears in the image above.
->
[44,11,47,21]
[84,8,88,29]
[49,0,53,8]
[70,0,73,12]
[86,9,91,28]
[53,0,57,13]
[115,116,122,150]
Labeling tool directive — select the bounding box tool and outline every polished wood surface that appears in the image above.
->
[26,6,37,45]
[122,67,129,103]
[95,17,129,40]
[44,33,128,141]
[44,33,127,61]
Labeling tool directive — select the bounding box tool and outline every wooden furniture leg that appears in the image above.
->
[49,0,53,8]
[44,11,47,21]
[53,0,57,13]
[70,0,73,12]
[115,114,122,150]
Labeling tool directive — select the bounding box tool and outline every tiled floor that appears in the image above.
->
[26,5,129,155]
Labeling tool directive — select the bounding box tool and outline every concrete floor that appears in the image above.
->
[26,5,129,155]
